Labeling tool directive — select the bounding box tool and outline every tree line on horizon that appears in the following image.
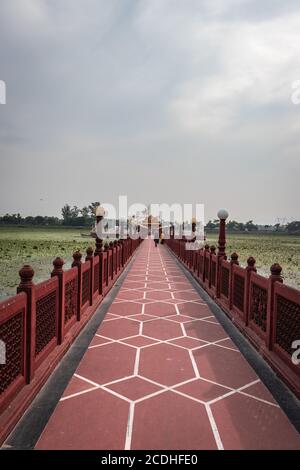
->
[0,203,299,234]
[0,203,100,228]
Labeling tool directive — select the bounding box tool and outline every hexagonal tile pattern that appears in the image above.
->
[167,336,207,349]
[116,290,144,301]
[145,290,173,300]
[122,281,146,289]
[184,319,228,342]
[76,342,136,385]
[131,391,218,450]
[142,318,183,341]
[174,378,230,402]
[36,389,129,450]
[177,302,212,318]
[35,239,300,451]
[193,344,257,388]
[211,393,300,449]
[144,301,177,317]
[139,343,196,386]
[97,317,140,340]
[106,376,163,401]
[173,291,201,301]
[121,335,159,348]
[108,301,142,316]
[61,375,97,399]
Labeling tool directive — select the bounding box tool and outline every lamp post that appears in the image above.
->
[94,204,105,255]
[127,216,132,238]
[191,217,196,242]
[182,221,185,240]
[217,209,229,260]
[216,209,229,298]
[170,222,174,240]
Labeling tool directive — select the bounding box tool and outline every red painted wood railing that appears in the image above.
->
[166,238,300,399]
[0,237,142,444]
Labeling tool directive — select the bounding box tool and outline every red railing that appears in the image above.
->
[0,293,27,414]
[248,272,269,342]
[34,277,59,369]
[0,236,142,444]
[63,267,78,335]
[166,238,300,398]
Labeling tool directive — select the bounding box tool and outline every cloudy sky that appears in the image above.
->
[0,0,300,224]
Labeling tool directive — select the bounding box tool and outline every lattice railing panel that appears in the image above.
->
[64,277,77,323]
[276,295,300,356]
[0,312,24,394]
[103,259,108,285]
[35,291,56,356]
[233,274,245,312]
[93,264,99,294]
[211,261,216,287]
[82,270,90,306]
[205,258,209,280]
[221,266,229,298]
[199,256,204,274]
[250,283,268,332]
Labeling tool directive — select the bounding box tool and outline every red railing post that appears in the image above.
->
[86,247,94,306]
[94,237,103,295]
[209,245,216,288]
[104,242,110,286]
[116,240,121,272]
[94,237,103,257]
[120,239,124,267]
[266,263,283,350]
[229,252,239,310]
[17,265,36,384]
[125,236,130,263]
[203,244,210,283]
[244,257,256,326]
[216,209,228,298]
[109,241,114,281]
[72,250,82,321]
[114,240,118,275]
[196,248,200,278]
[98,251,104,295]
[51,257,65,344]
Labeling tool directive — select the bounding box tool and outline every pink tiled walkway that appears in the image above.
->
[35,239,300,450]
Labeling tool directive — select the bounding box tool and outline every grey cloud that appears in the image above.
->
[0,0,299,224]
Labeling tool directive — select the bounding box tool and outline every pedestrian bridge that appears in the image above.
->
[0,238,300,450]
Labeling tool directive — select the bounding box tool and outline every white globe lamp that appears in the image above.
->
[217,209,229,220]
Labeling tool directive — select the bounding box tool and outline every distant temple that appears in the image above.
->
[138,214,160,235]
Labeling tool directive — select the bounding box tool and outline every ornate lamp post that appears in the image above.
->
[191,217,196,242]
[169,222,174,240]
[182,221,185,240]
[93,204,105,255]
[116,219,120,239]
[216,209,229,298]
[127,216,133,238]
[217,209,229,259]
